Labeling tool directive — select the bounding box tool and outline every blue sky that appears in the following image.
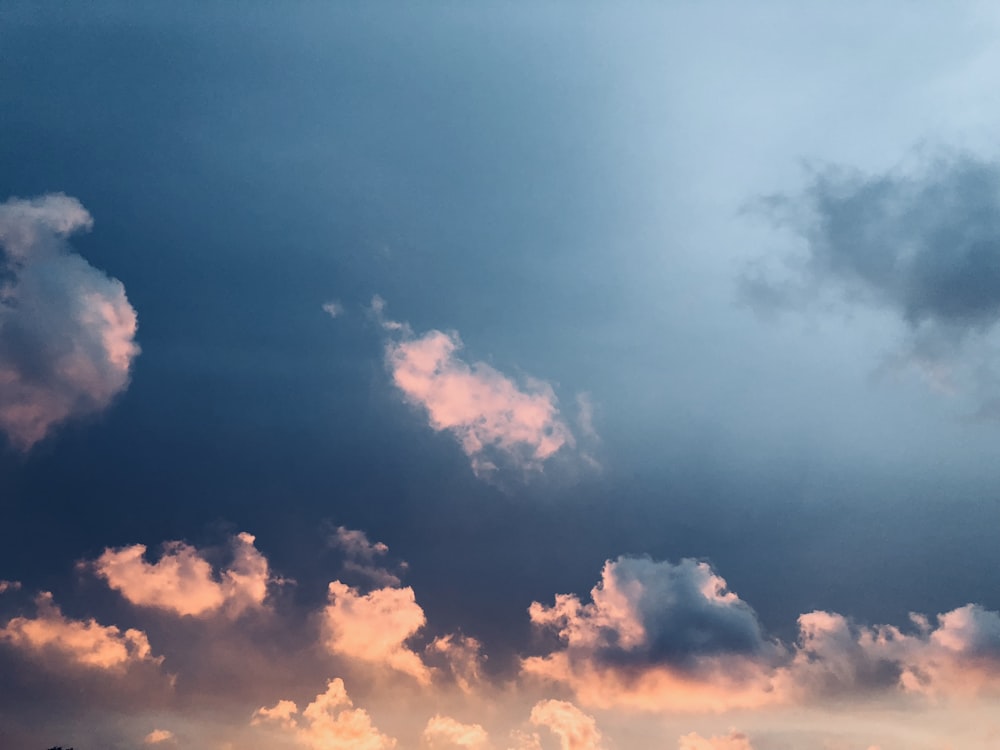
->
[4,3,1000,749]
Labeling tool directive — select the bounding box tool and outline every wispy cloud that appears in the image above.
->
[373,297,580,477]
[0,193,139,450]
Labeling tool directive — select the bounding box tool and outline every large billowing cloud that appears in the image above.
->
[743,153,1000,398]
[0,591,157,670]
[0,193,139,450]
[523,556,782,711]
[323,580,432,685]
[253,677,397,750]
[525,554,1000,712]
[375,297,578,477]
[91,532,274,618]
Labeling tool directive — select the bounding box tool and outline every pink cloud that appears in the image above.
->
[253,678,397,750]
[422,714,490,749]
[425,633,486,694]
[0,591,158,670]
[376,298,577,476]
[143,728,175,744]
[0,193,139,451]
[323,581,431,684]
[529,700,604,750]
[91,532,274,618]
[678,731,755,750]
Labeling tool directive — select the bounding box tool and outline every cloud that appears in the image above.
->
[91,532,274,618]
[143,728,175,744]
[529,700,603,750]
[425,633,486,694]
[526,554,1000,711]
[323,580,431,684]
[329,525,405,588]
[0,591,158,670]
[422,714,490,749]
[678,731,755,750]
[743,153,1000,396]
[375,297,577,477]
[524,556,782,711]
[322,300,344,318]
[253,677,397,750]
[0,580,21,594]
[0,193,139,450]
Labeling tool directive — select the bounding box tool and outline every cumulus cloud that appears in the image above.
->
[323,581,431,684]
[0,591,157,670]
[0,193,139,450]
[329,525,406,588]
[422,714,490,749]
[374,296,577,477]
[526,554,1000,711]
[678,731,755,750]
[253,677,396,750]
[743,153,1000,397]
[524,556,782,711]
[91,532,274,618]
[143,728,175,744]
[529,700,603,750]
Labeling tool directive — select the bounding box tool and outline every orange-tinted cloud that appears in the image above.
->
[529,700,604,750]
[143,728,175,744]
[422,714,490,748]
[425,634,486,695]
[377,297,576,476]
[0,193,139,450]
[323,581,431,684]
[0,591,158,670]
[91,532,274,618]
[253,677,397,750]
[678,730,755,750]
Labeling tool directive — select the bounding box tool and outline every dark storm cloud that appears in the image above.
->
[744,153,1000,331]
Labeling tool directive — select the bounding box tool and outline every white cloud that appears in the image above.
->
[0,193,139,450]
[92,532,274,618]
[322,300,344,318]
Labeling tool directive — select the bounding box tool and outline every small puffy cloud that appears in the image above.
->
[524,556,781,712]
[0,193,139,450]
[322,300,344,318]
[0,591,157,670]
[323,581,431,684]
[422,714,490,749]
[144,728,175,744]
[0,580,21,594]
[376,297,577,477]
[678,731,755,750]
[529,699,603,750]
[253,677,397,750]
[91,532,274,618]
[329,525,405,588]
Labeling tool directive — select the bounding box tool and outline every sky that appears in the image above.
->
[3,2,1000,748]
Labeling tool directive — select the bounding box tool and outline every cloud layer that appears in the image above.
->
[0,193,139,450]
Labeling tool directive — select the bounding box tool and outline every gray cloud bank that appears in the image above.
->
[0,194,140,450]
